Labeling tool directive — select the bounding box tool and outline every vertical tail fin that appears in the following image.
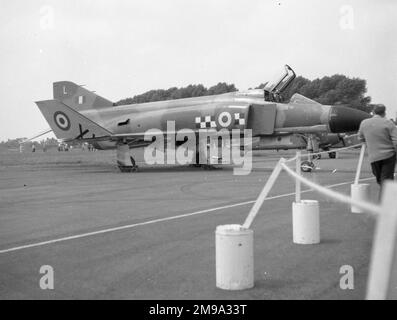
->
[36,99,112,141]
[53,81,113,111]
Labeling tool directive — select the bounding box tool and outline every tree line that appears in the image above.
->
[0,137,59,150]
[115,82,237,106]
[116,74,376,113]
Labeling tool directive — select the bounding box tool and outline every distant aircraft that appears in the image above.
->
[36,65,370,171]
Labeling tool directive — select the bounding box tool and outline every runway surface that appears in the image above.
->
[0,148,379,299]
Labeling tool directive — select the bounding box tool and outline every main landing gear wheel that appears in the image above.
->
[202,164,218,170]
[189,163,218,170]
[328,152,336,159]
[118,165,138,173]
[117,157,138,172]
[301,160,315,172]
[189,151,218,170]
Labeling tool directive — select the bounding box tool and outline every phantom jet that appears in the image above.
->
[36,65,370,171]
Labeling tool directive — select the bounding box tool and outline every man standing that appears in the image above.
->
[358,105,397,197]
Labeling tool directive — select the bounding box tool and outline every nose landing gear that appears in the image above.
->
[302,134,320,172]
[301,160,315,172]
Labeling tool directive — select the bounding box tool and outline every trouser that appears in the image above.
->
[371,154,396,191]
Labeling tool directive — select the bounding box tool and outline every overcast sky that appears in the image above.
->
[0,0,396,140]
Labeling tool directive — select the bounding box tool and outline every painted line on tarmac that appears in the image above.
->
[0,177,374,254]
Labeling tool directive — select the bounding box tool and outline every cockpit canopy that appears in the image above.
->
[264,64,296,102]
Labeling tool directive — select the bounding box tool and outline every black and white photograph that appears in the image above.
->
[0,0,396,306]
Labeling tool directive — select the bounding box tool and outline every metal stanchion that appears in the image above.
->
[296,150,301,203]
[292,151,320,244]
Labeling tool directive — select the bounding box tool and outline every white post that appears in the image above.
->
[242,159,284,229]
[351,184,371,213]
[354,144,366,185]
[351,144,370,213]
[296,150,301,203]
[215,224,254,290]
[307,136,313,162]
[366,182,397,299]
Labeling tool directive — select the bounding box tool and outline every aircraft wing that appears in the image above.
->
[273,125,329,134]
[111,128,231,139]
[341,133,361,147]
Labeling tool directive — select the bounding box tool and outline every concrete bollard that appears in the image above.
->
[351,184,370,213]
[215,224,254,290]
[292,200,320,244]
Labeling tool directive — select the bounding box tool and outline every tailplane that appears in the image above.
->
[36,99,112,141]
[53,81,113,111]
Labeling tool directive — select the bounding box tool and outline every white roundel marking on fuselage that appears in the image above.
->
[54,112,70,131]
[218,111,232,128]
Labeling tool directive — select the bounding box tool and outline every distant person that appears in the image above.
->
[31,144,36,152]
[358,104,397,198]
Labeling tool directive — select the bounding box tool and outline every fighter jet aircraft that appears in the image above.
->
[36,65,370,171]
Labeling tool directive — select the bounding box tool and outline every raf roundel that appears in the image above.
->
[218,111,232,128]
[54,111,71,131]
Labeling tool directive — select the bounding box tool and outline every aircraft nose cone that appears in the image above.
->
[329,106,371,133]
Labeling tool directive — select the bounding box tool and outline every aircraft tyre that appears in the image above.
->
[301,160,315,172]
[117,156,138,172]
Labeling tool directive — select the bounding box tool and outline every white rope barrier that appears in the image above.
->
[236,142,397,298]
[242,158,285,229]
[242,144,377,229]
[280,161,381,216]
[300,143,363,159]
